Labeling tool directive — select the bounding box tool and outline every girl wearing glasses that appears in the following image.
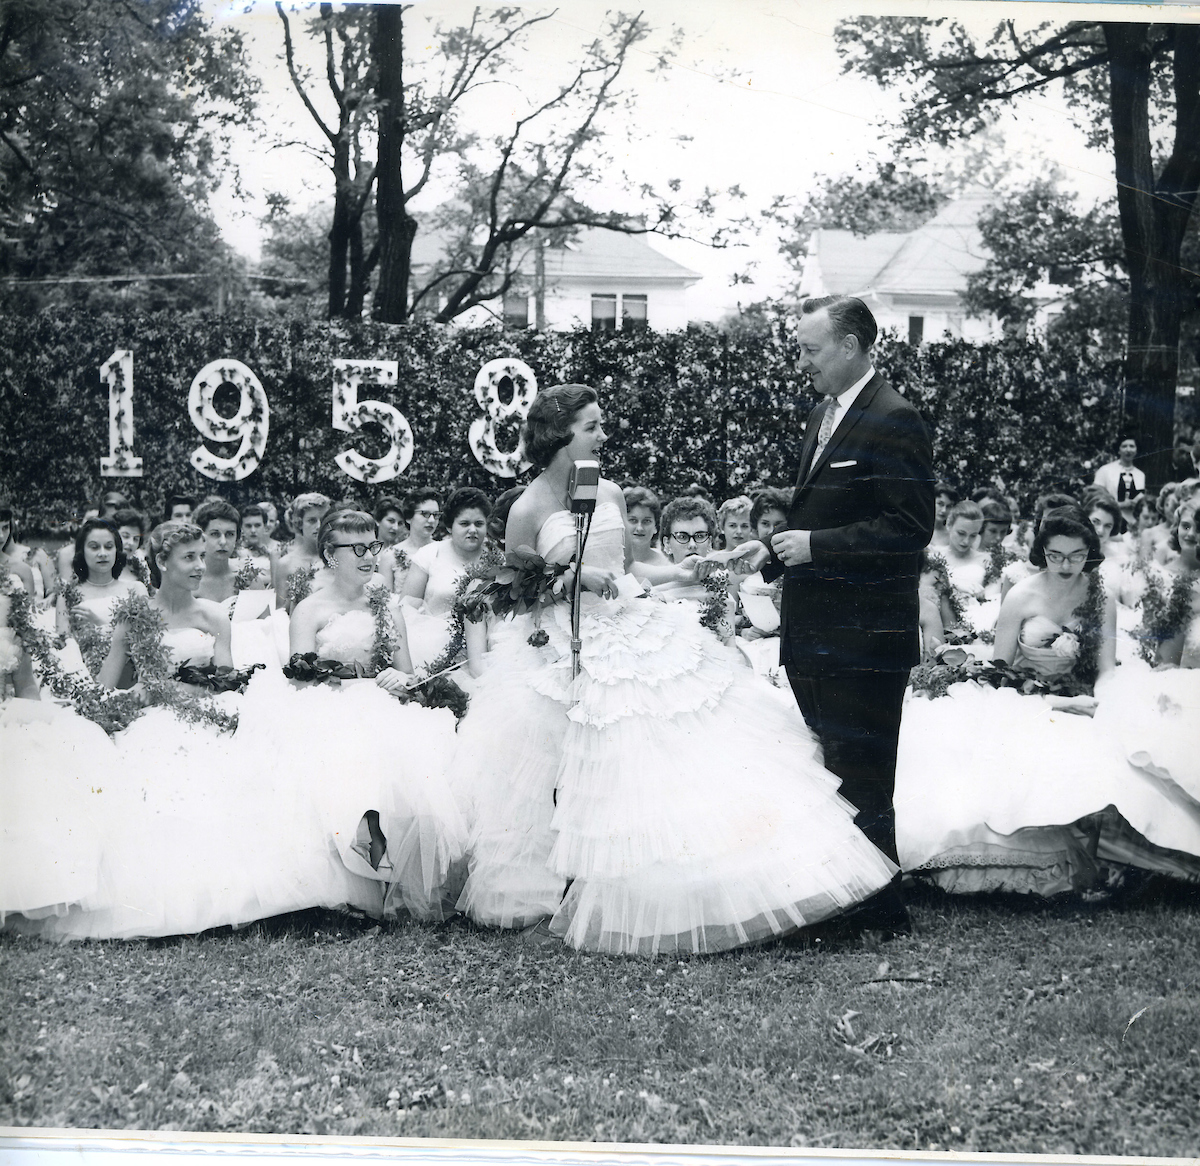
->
[895,507,1200,897]
[237,509,468,922]
[377,487,442,595]
[450,383,897,954]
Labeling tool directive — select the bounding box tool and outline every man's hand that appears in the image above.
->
[711,540,770,576]
[771,529,813,566]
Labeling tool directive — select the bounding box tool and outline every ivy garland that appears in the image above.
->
[60,582,110,677]
[124,555,152,590]
[926,551,975,642]
[286,563,318,610]
[3,574,144,734]
[699,570,734,643]
[110,593,250,734]
[1134,569,1199,665]
[982,543,1017,589]
[233,558,264,593]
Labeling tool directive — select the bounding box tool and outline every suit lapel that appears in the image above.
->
[803,375,885,486]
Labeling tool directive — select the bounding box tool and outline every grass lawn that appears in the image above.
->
[2,882,1199,1155]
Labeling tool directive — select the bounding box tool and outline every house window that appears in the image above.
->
[591,294,617,332]
[503,292,529,329]
[908,315,924,345]
[622,294,648,331]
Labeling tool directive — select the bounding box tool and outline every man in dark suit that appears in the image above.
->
[731,295,935,936]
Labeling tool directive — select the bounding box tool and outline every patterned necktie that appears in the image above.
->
[810,400,839,470]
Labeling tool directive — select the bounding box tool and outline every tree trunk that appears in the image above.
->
[373,3,417,323]
[345,214,367,318]
[327,161,350,319]
[1105,23,1200,487]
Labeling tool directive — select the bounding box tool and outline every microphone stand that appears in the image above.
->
[571,511,585,684]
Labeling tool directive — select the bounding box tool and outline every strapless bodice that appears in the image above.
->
[315,610,376,665]
[75,593,122,630]
[1016,615,1078,679]
[163,627,215,668]
[536,502,625,574]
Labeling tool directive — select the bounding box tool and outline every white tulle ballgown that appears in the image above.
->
[235,606,468,920]
[451,502,897,955]
[896,611,1200,895]
[12,627,383,940]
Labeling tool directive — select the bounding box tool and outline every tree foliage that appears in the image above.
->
[833,15,1200,485]
[0,0,259,313]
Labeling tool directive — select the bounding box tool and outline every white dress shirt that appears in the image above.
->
[820,366,876,444]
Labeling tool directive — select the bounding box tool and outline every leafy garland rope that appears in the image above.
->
[286,563,318,610]
[699,570,734,643]
[926,551,975,643]
[4,574,143,734]
[982,542,1018,589]
[1134,568,1199,665]
[59,581,110,677]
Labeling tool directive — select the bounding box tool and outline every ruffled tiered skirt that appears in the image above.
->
[451,594,897,955]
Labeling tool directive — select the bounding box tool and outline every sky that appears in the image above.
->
[202,0,1135,321]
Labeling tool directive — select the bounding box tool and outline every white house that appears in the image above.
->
[410,225,702,332]
[798,186,1003,344]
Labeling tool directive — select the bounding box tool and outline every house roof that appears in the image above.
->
[409,222,700,285]
[806,185,993,299]
[540,228,700,284]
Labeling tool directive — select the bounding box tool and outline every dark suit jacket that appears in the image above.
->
[762,372,935,675]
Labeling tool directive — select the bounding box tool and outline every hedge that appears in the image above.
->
[0,312,1125,532]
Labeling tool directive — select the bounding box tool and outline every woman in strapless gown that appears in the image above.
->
[896,509,1200,896]
[401,488,493,670]
[1,571,112,926]
[1097,495,1200,807]
[19,522,383,941]
[237,509,467,922]
[451,384,897,955]
[54,517,148,679]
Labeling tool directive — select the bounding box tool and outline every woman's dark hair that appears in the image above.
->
[99,491,129,517]
[522,383,599,469]
[980,500,1012,529]
[750,487,792,530]
[488,486,526,545]
[0,503,13,549]
[317,509,377,567]
[240,504,268,525]
[934,480,959,504]
[1029,508,1103,573]
[800,294,878,351]
[402,488,442,522]
[443,486,492,528]
[373,495,406,522]
[110,508,145,536]
[165,493,195,516]
[1033,492,1079,530]
[660,495,718,541]
[73,517,127,583]
[623,485,662,529]
[1087,494,1124,538]
[193,499,241,536]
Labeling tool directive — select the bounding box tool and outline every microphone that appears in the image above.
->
[568,460,600,514]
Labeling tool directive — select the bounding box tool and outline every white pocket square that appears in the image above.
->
[829,459,857,468]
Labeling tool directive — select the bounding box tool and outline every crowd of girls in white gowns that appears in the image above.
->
[4,410,1200,949]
